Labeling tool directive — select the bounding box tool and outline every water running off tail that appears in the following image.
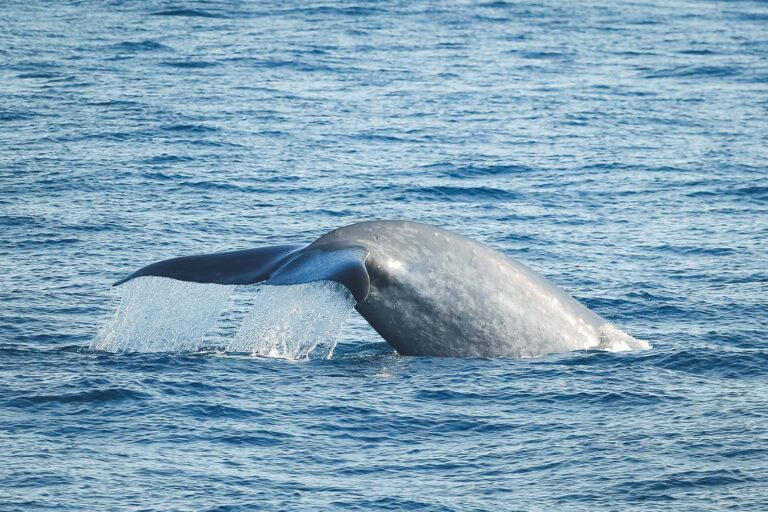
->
[91,277,356,359]
[227,282,355,359]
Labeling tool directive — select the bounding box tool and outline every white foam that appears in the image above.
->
[596,323,651,352]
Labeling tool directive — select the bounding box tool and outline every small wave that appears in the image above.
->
[678,48,716,55]
[0,214,45,227]
[649,347,768,379]
[216,431,289,446]
[113,41,171,52]
[479,1,516,7]
[652,243,737,256]
[732,11,768,22]
[161,61,218,69]
[179,403,263,420]
[14,236,81,247]
[176,180,252,192]
[256,129,288,138]
[0,342,46,356]
[520,51,567,59]
[88,100,141,109]
[141,171,192,182]
[330,340,394,359]
[746,74,768,84]
[6,388,148,407]
[686,185,768,202]
[161,124,219,134]
[581,293,691,319]
[415,389,488,401]
[408,185,522,202]
[644,65,741,79]
[421,162,535,178]
[544,389,676,405]
[223,57,328,73]
[0,110,36,121]
[291,5,386,17]
[351,132,404,142]
[51,130,154,143]
[619,469,756,494]
[733,185,768,200]
[150,9,225,18]
[142,155,195,165]
[17,71,61,79]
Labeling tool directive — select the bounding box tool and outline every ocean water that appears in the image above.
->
[1,0,767,509]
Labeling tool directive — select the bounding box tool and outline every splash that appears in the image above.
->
[596,323,651,352]
[91,277,233,353]
[91,277,356,359]
[227,282,356,360]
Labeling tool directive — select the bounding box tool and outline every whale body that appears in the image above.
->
[115,220,646,357]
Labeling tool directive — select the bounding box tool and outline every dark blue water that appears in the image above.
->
[2,0,767,509]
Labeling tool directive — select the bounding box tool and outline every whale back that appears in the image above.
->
[316,221,610,357]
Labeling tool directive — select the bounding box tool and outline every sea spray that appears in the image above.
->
[91,277,356,359]
[91,277,233,352]
[227,281,356,359]
[596,323,651,352]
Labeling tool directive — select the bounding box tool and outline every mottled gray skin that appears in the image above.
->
[310,220,611,357]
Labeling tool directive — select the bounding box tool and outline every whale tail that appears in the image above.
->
[113,243,371,303]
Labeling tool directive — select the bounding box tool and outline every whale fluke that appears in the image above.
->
[114,243,371,302]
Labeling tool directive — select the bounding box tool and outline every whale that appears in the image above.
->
[115,220,646,357]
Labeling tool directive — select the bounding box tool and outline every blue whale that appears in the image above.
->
[116,220,646,357]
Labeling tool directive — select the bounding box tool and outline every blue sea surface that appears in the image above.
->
[1,0,767,509]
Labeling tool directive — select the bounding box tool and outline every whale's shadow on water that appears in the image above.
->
[94,221,650,359]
